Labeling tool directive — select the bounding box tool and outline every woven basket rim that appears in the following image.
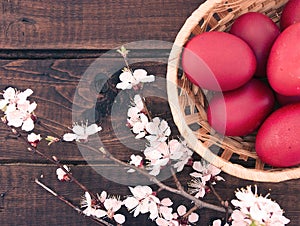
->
[166,0,300,182]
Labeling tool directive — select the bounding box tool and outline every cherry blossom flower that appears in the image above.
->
[127,95,149,139]
[169,139,193,172]
[143,139,192,176]
[145,117,171,144]
[63,121,102,142]
[0,87,37,131]
[128,112,149,139]
[94,197,126,224]
[27,132,42,147]
[188,161,224,198]
[5,100,37,131]
[116,68,155,90]
[81,192,97,216]
[190,161,224,184]
[127,154,144,173]
[231,185,290,226]
[97,190,108,203]
[56,165,71,181]
[0,87,33,110]
[158,198,174,221]
[188,177,207,198]
[124,185,160,220]
[129,94,144,113]
[144,142,171,176]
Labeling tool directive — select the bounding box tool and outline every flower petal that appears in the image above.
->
[177,205,186,216]
[192,161,205,172]
[188,212,199,223]
[72,125,85,136]
[94,209,107,218]
[86,124,102,135]
[116,81,132,90]
[124,197,138,210]
[160,198,173,207]
[22,118,34,131]
[63,133,77,141]
[114,214,126,224]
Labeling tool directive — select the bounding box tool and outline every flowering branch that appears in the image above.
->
[94,145,229,213]
[34,179,113,226]
[0,45,291,226]
[3,124,94,199]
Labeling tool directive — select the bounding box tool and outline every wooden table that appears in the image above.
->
[0,1,299,225]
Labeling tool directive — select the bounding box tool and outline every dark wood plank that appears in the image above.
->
[0,57,173,162]
[0,164,299,226]
[0,0,203,49]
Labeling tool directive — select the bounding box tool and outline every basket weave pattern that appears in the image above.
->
[166,0,300,182]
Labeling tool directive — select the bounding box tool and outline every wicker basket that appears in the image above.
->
[166,0,300,182]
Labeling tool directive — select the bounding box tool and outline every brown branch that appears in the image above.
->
[183,205,199,219]
[5,125,97,200]
[35,179,113,226]
[208,182,223,204]
[208,182,232,221]
[84,145,230,214]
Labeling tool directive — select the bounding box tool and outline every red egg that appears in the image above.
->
[182,31,256,91]
[280,0,300,30]
[267,23,300,96]
[276,92,300,106]
[229,12,280,76]
[256,103,300,167]
[207,79,275,136]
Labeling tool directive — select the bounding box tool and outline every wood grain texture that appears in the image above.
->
[0,58,170,162]
[0,1,299,225]
[1,165,299,226]
[0,0,203,49]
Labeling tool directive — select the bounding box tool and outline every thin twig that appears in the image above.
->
[171,167,184,192]
[183,205,199,219]
[35,179,113,226]
[140,94,153,120]
[5,125,96,199]
[208,182,223,204]
[208,182,232,220]
[86,145,230,214]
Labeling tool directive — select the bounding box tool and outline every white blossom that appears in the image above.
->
[127,154,143,173]
[143,139,192,176]
[188,177,207,198]
[231,185,290,226]
[129,113,149,139]
[116,69,155,90]
[145,117,171,143]
[190,161,224,183]
[124,185,160,220]
[127,95,149,139]
[27,132,42,147]
[94,197,125,224]
[81,192,97,216]
[56,165,70,181]
[169,139,193,172]
[0,87,33,110]
[188,161,224,198]
[0,87,37,131]
[144,142,170,176]
[63,121,102,142]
